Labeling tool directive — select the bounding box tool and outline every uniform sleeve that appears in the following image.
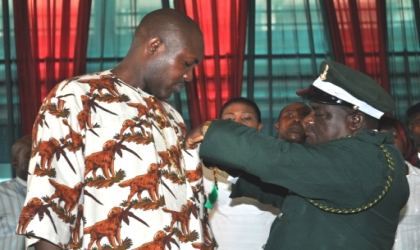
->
[17,81,85,248]
[230,174,287,208]
[200,119,393,208]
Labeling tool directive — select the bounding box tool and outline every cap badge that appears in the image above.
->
[320,64,329,80]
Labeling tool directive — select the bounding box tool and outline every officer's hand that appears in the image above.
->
[183,122,206,150]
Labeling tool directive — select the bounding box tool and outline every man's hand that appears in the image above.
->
[183,120,213,150]
[35,239,61,250]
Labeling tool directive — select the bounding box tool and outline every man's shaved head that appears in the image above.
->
[131,8,202,52]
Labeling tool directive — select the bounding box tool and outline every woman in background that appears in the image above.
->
[203,97,280,250]
[379,117,420,250]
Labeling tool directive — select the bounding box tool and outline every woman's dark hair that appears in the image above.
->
[219,97,261,123]
[379,116,418,166]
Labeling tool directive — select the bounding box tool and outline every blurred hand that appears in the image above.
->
[35,240,61,250]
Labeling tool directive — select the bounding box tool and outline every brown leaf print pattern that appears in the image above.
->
[84,139,141,185]
[191,241,218,250]
[118,163,161,205]
[47,180,83,217]
[163,200,198,238]
[158,145,182,175]
[77,95,117,136]
[35,137,76,175]
[83,205,149,250]
[78,74,121,98]
[32,109,49,150]
[44,82,74,118]
[186,163,203,183]
[17,197,57,235]
[134,230,179,250]
[61,119,83,153]
[70,204,84,246]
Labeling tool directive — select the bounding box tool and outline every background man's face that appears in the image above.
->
[303,102,352,145]
[408,114,420,151]
[13,142,31,181]
[275,103,311,143]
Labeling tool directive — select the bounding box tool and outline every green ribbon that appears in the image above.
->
[204,184,219,210]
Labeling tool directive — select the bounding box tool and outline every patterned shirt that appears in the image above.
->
[0,177,26,250]
[17,70,215,250]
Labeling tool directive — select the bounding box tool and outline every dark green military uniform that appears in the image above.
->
[199,120,409,249]
[196,60,409,249]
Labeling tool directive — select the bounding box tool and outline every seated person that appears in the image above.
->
[379,117,420,250]
[203,97,280,250]
[0,135,31,250]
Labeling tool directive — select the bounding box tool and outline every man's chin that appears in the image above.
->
[287,133,305,143]
[305,136,318,145]
[155,92,172,100]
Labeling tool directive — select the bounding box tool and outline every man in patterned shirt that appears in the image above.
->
[17,8,215,250]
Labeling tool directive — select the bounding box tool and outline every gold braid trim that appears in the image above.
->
[307,144,394,214]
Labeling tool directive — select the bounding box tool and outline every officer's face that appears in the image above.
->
[303,102,352,145]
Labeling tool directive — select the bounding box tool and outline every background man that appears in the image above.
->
[274,102,311,143]
[0,135,31,250]
[185,60,409,249]
[406,102,420,163]
[17,9,215,250]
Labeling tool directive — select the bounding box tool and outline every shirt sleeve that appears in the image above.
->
[17,81,85,247]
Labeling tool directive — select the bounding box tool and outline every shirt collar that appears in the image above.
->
[15,177,27,187]
[406,161,420,176]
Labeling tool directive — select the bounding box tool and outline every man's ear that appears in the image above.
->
[258,123,263,132]
[349,112,364,131]
[11,157,18,169]
[147,37,162,55]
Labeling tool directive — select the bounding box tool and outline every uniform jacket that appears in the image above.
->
[200,120,409,250]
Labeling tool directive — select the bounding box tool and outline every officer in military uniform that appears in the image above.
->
[184,60,409,249]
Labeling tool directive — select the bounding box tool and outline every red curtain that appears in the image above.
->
[13,0,92,135]
[325,0,389,92]
[174,0,248,127]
